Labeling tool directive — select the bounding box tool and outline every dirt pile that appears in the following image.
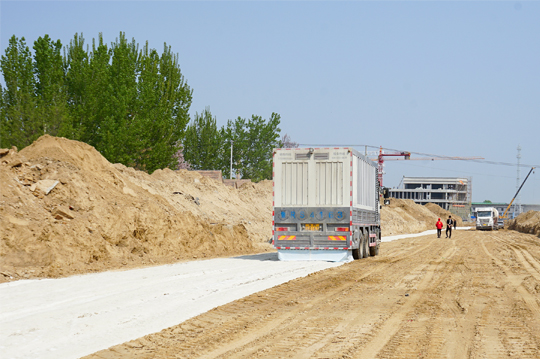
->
[0,135,272,282]
[507,211,540,237]
[380,198,440,236]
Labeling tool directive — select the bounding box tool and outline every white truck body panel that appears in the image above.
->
[274,148,377,209]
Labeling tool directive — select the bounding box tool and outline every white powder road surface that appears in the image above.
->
[0,253,343,359]
[0,230,457,359]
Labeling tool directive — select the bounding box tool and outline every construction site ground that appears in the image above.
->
[2,228,540,359]
[2,136,540,358]
[85,228,540,359]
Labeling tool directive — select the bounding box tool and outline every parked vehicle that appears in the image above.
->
[476,207,500,231]
[272,147,381,261]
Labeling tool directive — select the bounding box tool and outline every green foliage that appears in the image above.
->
[64,33,88,141]
[1,31,283,178]
[183,107,223,170]
[135,42,192,173]
[0,83,5,147]
[183,111,282,181]
[0,32,193,173]
[0,36,37,148]
[222,113,281,181]
[33,35,70,137]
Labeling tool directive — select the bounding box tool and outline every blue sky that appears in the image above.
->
[1,1,539,204]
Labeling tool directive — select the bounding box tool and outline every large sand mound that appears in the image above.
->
[0,136,469,282]
[381,199,442,236]
[508,211,540,237]
[1,136,271,282]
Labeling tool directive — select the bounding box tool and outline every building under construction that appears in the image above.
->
[388,177,472,220]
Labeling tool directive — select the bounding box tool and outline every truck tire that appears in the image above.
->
[369,229,380,256]
[362,232,370,258]
[369,243,379,256]
[358,232,366,259]
[352,231,360,260]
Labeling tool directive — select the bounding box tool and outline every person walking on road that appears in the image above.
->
[436,218,443,238]
[446,215,454,238]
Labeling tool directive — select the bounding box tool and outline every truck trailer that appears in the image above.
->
[476,207,500,231]
[272,147,381,261]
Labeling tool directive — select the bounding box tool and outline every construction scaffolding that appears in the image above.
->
[448,177,472,220]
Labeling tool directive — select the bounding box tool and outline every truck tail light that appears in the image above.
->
[336,227,349,232]
[275,227,289,232]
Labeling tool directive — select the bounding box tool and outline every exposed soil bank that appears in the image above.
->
[508,210,540,237]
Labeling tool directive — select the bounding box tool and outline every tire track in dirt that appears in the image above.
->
[195,237,445,358]
[490,233,540,281]
[480,233,540,357]
[484,234,540,316]
[357,246,459,359]
[263,238,451,359]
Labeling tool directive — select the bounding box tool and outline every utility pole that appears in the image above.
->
[516,145,522,216]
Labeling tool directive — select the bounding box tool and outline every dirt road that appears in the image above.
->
[87,229,540,359]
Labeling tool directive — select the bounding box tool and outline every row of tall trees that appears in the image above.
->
[183,108,282,181]
[0,33,290,179]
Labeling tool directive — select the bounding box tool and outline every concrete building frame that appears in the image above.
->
[388,177,472,220]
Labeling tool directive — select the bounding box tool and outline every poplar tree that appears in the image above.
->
[64,33,89,141]
[222,113,281,181]
[242,113,281,181]
[135,42,192,173]
[0,36,37,147]
[33,35,70,137]
[183,107,223,170]
[0,84,5,147]
[75,34,112,150]
[101,33,139,165]
[221,116,247,179]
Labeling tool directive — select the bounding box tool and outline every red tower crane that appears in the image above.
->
[376,146,484,187]
[377,147,410,187]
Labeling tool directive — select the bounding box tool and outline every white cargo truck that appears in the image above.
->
[476,207,500,231]
[272,147,381,261]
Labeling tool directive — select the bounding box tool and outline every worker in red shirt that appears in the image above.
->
[436,218,443,238]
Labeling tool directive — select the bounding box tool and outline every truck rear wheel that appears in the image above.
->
[358,232,366,259]
[352,231,360,260]
[369,229,380,256]
[362,232,370,258]
[369,244,379,256]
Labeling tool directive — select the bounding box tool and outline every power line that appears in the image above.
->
[297,144,540,168]
[390,161,540,181]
